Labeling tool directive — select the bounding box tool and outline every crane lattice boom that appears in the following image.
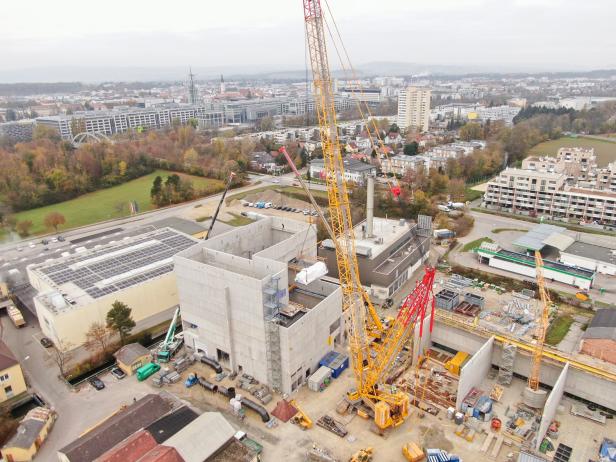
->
[302,0,435,429]
[530,251,551,390]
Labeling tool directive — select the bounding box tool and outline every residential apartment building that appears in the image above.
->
[309,158,377,186]
[0,339,28,407]
[523,147,597,180]
[474,105,521,125]
[0,120,35,142]
[482,168,616,226]
[397,86,431,132]
[37,104,225,140]
[339,87,383,106]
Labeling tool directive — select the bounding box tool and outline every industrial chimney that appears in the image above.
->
[366,176,375,238]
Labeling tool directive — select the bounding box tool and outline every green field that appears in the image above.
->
[528,136,616,166]
[545,314,574,346]
[10,170,224,236]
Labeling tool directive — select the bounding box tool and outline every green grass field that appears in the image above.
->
[10,170,224,236]
[492,228,526,234]
[545,314,574,345]
[528,136,616,166]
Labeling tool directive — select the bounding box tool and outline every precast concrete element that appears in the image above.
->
[456,336,495,410]
[536,363,569,451]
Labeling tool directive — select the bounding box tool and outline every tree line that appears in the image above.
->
[0,124,255,213]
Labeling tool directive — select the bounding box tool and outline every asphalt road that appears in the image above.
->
[0,308,152,460]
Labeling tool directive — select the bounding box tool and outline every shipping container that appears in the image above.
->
[308,366,332,392]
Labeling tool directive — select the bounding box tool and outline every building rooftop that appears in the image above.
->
[562,241,616,265]
[485,248,595,280]
[323,217,415,261]
[2,408,52,450]
[114,343,151,366]
[583,309,616,341]
[59,394,173,462]
[165,412,235,462]
[0,338,18,371]
[31,227,198,312]
[95,429,158,462]
[311,157,375,173]
[149,217,206,237]
[146,406,199,444]
[513,224,565,251]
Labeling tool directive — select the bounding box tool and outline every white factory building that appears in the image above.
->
[559,241,616,276]
[27,228,199,348]
[174,217,344,395]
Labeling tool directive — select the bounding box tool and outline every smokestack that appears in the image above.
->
[366,176,374,238]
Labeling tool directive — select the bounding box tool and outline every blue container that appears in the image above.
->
[328,355,349,378]
[319,351,340,368]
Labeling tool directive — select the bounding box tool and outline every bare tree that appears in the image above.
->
[84,322,112,355]
[51,340,74,379]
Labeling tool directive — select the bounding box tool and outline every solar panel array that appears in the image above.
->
[33,229,196,300]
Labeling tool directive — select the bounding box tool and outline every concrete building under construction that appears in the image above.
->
[174,217,344,395]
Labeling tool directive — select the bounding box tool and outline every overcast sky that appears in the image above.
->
[2,0,615,81]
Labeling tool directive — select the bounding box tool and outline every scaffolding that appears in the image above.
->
[263,276,283,391]
[497,343,517,386]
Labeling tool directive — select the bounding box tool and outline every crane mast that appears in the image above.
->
[303,0,370,393]
[302,0,435,430]
[530,251,551,391]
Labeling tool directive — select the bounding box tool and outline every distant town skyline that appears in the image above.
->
[2,0,616,82]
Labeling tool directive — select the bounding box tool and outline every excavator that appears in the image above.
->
[298,0,436,431]
[290,399,313,430]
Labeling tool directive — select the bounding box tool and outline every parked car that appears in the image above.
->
[40,337,53,348]
[57,236,65,242]
[41,239,49,245]
[88,376,105,390]
[110,367,126,380]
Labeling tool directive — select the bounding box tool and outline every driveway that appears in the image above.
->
[0,310,152,460]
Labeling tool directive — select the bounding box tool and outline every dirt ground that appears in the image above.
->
[158,360,522,462]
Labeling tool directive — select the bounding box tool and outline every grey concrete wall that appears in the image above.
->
[279,283,343,394]
[433,320,616,411]
[174,216,341,393]
[412,312,432,363]
[456,336,495,409]
[536,363,569,451]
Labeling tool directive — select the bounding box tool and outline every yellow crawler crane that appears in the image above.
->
[301,0,436,430]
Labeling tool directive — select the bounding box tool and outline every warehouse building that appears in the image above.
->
[559,241,616,276]
[475,242,595,290]
[27,228,199,348]
[174,217,344,395]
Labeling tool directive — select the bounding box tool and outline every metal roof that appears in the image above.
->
[583,309,616,341]
[562,241,616,266]
[513,224,565,251]
[542,233,575,251]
